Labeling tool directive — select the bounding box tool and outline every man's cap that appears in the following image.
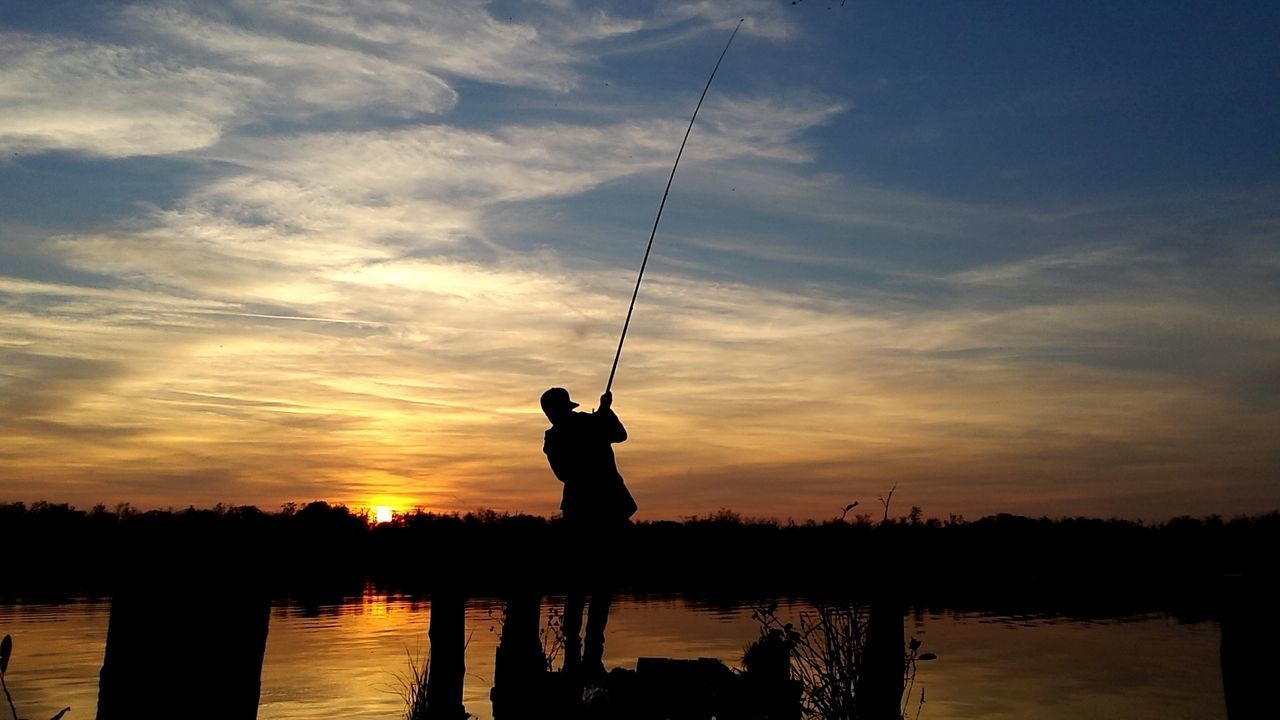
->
[540,387,579,413]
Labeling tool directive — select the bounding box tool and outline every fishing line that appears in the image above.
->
[605,18,745,394]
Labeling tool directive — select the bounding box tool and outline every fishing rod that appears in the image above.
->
[604,18,745,395]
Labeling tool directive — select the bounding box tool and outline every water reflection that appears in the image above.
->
[487,590,801,719]
[0,592,1238,720]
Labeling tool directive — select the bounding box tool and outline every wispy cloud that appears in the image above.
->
[0,32,250,157]
[219,0,582,89]
[0,0,600,158]
[124,3,461,119]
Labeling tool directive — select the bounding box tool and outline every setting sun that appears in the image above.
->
[373,506,394,524]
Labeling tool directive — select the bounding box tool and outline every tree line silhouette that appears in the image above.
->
[2,500,1275,610]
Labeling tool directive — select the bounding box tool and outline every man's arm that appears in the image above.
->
[596,391,627,443]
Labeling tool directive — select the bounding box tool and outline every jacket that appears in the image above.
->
[543,408,636,521]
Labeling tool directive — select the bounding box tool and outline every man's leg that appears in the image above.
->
[582,590,612,674]
[561,591,585,673]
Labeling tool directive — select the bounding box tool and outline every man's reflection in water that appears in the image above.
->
[564,587,613,675]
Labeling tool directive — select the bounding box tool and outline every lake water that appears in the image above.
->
[0,592,1226,719]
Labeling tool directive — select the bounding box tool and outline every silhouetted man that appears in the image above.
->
[540,386,636,675]
[542,387,636,524]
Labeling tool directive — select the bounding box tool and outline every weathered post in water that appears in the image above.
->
[857,594,906,720]
[1221,573,1276,720]
[491,590,546,719]
[857,523,907,720]
[424,588,467,720]
[97,517,270,720]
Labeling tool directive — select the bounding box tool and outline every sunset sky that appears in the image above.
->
[2,1,1277,521]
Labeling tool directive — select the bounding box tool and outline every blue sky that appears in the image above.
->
[1,0,1277,520]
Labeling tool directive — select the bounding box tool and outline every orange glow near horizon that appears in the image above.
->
[2,246,1277,522]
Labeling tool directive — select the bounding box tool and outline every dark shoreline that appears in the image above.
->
[2,501,1275,614]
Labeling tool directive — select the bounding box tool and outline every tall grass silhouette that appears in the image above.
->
[1,635,71,720]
